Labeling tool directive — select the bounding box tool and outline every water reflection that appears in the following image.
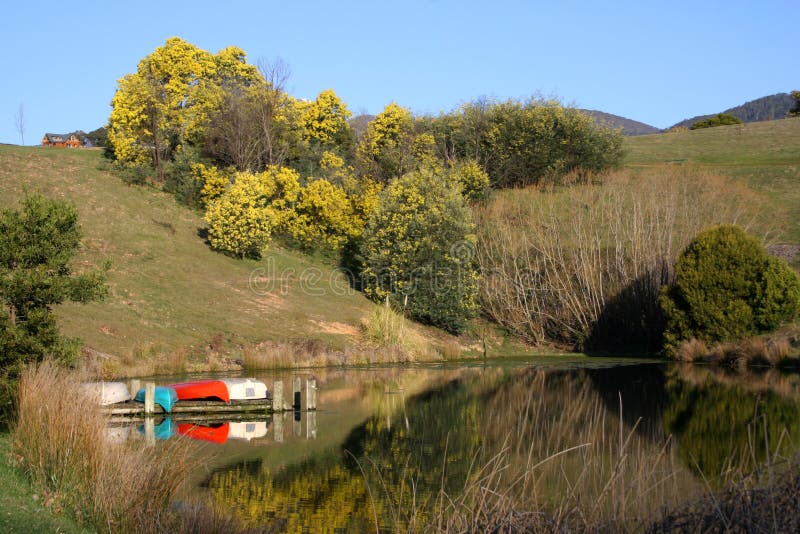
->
[112,362,800,530]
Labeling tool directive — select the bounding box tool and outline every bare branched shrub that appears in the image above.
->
[475,167,773,349]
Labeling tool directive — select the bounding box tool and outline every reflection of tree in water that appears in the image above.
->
[205,365,800,530]
[203,378,484,531]
[204,454,379,532]
[587,364,669,439]
[663,366,800,481]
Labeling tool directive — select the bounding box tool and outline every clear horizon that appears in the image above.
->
[0,0,795,144]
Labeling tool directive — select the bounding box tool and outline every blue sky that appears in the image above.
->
[0,0,795,144]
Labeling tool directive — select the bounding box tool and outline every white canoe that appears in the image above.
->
[220,378,268,400]
[229,421,269,441]
[82,381,131,405]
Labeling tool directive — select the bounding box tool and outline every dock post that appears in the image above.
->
[293,410,301,437]
[144,382,155,416]
[273,381,284,413]
[307,410,317,439]
[306,379,317,411]
[144,418,155,446]
[130,379,141,397]
[293,377,302,410]
[273,413,284,443]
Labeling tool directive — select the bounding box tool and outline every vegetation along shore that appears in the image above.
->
[0,36,798,532]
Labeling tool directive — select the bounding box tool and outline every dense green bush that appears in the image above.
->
[425,98,624,188]
[660,225,800,351]
[0,195,108,422]
[690,113,743,130]
[360,167,480,334]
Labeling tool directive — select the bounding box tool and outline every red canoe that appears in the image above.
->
[167,379,230,403]
[177,423,229,444]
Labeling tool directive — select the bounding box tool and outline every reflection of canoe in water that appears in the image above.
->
[168,380,230,403]
[134,386,179,412]
[83,382,131,405]
[137,418,177,440]
[220,378,268,400]
[229,421,269,441]
[177,423,229,444]
[105,425,132,444]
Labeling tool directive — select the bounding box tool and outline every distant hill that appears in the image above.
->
[670,93,795,130]
[581,110,661,136]
[623,117,800,243]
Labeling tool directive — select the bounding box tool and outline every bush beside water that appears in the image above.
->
[661,225,800,353]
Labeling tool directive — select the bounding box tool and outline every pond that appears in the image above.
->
[118,359,800,531]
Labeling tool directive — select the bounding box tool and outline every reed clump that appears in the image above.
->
[360,303,436,361]
[475,166,773,350]
[673,322,800,369]
[11,361,202,533]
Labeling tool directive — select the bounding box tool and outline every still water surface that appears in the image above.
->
[124,359,800,530]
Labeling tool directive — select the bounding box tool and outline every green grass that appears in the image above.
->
[0,146,398,367]
[0,433,88,533]
[624,117,800,242]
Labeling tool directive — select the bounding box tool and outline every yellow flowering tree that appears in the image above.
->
[448,159,490,201]
[191,163,231,207]
[204,166,301,258]
[108,37,262,180]
[301,89,352,146]
[289,179,360,250]
[361,167,480,333]
[356,102,415,183]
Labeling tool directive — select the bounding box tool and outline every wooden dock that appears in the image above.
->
[104,378,317,419]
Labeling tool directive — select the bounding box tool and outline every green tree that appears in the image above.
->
[790,91,800,117]
[425,98,624,188]
[660,225,800,351]
[361,167,480,333]
[690,113,743,129]
[0,195,108,376]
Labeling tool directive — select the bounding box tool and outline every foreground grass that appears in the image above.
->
[624,117,800,242]
[0,433,87,533]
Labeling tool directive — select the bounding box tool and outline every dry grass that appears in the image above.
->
[673,322,800,369]
[650,455,800,532]
[475,166,774,350]
[360,303,437,361]
[11,361,203,533]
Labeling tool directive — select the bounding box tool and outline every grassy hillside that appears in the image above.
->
[624,117,800,242]
[0,146,468,372]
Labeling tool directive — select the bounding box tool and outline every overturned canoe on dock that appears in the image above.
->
[134,386,179,413]
[83,382,131,405]
[169,380,230,403]
[220,378,268,400]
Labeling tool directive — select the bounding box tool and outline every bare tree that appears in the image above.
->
[13,102,25,146]
[254,57,295,167]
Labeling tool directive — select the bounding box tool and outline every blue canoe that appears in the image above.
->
[134,386,179,413]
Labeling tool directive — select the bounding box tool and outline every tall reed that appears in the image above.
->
[12,361,202,533]
[475,166,773,349]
